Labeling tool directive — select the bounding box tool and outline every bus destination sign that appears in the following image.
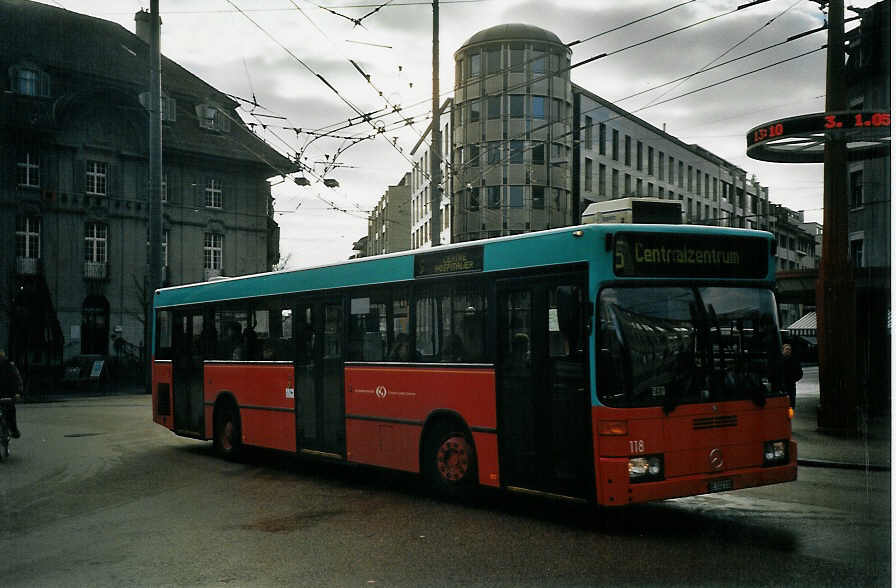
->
[415,246,484,277]
[613,232,768,279]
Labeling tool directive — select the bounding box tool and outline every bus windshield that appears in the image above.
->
[598,286,784,411]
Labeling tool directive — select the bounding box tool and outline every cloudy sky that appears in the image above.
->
[56,0,878,266]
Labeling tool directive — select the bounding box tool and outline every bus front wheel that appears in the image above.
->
[213,401,242,460]
[423,421,477,498]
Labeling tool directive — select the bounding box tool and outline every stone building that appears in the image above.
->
[1,1,294,389]
[367,173,411,256]
[845,0,890,412]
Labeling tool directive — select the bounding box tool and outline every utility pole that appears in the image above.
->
[145,0,163,391]
[815,0,857,431]
[429,0,441,246]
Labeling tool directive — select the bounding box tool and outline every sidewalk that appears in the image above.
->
[791,366,891,471]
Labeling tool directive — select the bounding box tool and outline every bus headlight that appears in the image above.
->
[763,440,788,466]
[629,455,664,482]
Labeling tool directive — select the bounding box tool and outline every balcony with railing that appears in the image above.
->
[15,256,40,275]
[83,261,108,280]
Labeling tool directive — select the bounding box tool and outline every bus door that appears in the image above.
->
[294,299,345,458]
[172,310,206,436]
[497,277,592,499]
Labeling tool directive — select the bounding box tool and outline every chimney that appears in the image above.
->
[135,10,152,44]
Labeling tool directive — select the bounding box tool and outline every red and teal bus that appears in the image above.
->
[151,223,796,505]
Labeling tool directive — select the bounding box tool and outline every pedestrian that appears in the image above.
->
[0,349,22,438]
[780,343,803,408]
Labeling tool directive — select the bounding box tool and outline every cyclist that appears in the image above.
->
[0,349,22,438]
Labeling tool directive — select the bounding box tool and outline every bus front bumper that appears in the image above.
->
[597,441,797,507]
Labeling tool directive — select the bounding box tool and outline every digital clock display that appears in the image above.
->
[747,111,891,148]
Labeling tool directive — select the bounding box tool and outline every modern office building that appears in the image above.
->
[1,1,294,389]
[384,22,805,255]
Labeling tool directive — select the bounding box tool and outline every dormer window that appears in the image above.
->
[196,103,231,132]
[138,92,177,122]
[9,63,51,97]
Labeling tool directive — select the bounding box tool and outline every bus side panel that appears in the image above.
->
[152,360,173,429]
[344,365,499,486]
[204,363,296,453]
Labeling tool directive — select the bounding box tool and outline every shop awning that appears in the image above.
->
[787,311,816,336]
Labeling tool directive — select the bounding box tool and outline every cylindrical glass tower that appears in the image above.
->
[452,24,572,242]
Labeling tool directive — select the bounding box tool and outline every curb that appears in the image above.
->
[797,458,890,472]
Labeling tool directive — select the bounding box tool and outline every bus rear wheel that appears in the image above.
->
[424,421,477,498]
[213,401,242,460]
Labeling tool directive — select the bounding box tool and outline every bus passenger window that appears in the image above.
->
[273,308,293,362]
[156,310,173,360]
[349,295,388,361]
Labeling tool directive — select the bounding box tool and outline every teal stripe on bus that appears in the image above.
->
[153,224,775,309]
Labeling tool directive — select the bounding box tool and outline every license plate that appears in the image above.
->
[708,478,733,493]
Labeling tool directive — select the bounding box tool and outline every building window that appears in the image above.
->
[469,187,480,210]
[487,186,501,208]
[204,232,223,270]
[509,186,523,207]
[469,53,481,77]
[508,95,524,118]
[647,146,654,176]
[636,141,643,171]
[86,161,108,195]
[584,116,593,150]
[531,48,545,74]
[532,185,545,209]
[205,178,223,208]
[469,99,481,123]
[624,174,631,196]
[688,165,693,192]
[598,123,606,155]
[850,169,864,208]
[531,96,545,119]
[612,169,619,198]
[850,237,864,267]
[84,222,108,263]
[612,129,619,161]
[551,98,563,121]
[509,45,524,72]
[467,144,479,167]
[668,156,674,184]
[509,140,523,164]
[487,142,501,165]
[16,216,40,259]
[598,163,606,196]
[13,65,50,97]
[531,142,545,165]
[678,161,684,188]
[487,96,501,119]
[658,151,665,180]
[584,158,593,192]
[196,104,231,132]
[485,47,501,74]
[624,135,631,166]
[17,151,40,188]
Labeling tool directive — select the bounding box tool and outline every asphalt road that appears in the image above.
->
[0,395,889,587]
